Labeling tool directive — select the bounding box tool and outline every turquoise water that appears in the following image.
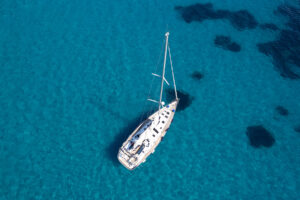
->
[0,0,299,199]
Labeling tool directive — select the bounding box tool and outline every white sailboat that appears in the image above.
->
[117,32,179,170]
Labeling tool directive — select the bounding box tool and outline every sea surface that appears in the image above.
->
[0,0,299,199]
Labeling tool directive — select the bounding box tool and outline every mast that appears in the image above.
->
[159,32,169,110]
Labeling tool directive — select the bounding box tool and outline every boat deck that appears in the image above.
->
[118,100,178,170]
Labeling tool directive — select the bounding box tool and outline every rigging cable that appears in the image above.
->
[138,37,166,124]
[168,43,178,100]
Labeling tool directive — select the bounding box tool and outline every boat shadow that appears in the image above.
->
[105,110,154,166]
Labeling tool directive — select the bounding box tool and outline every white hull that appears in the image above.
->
[118,100,179,170]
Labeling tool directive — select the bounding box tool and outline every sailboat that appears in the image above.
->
[117,32,179,170]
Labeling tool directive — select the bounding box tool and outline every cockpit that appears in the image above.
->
[125,119,152,151]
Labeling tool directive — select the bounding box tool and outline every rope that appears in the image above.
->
[168,44,178,100]
[138,37,166,124]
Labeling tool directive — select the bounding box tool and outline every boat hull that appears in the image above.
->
[117,100,179,170]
